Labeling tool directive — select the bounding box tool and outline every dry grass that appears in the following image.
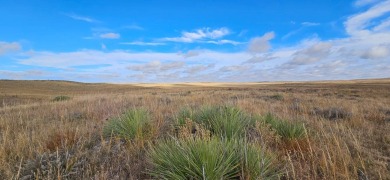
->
[0,79,389,179]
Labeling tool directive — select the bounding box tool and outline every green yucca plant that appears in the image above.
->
[242,142,282,180]
[103,109,152,140]
[147,137,280,179]
[263,113,305,140]
[191,106,255,140]
[147,138,241,179]
[175,108,194,127]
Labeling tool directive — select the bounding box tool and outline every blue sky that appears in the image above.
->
[0,0,389,82]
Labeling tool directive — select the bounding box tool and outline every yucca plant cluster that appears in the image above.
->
[263,113,305,141]
[103,106,306,179]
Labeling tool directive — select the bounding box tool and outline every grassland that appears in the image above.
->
[0,79,389,179]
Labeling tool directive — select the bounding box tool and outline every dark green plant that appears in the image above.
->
[263,113,305,140]
[52,95,71,101]
[191,106,255,140]
[147,137,280,179]
[269,94,284,101]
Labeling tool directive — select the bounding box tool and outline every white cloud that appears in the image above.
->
[127,61,185,73]
[204,40,242,45]
[99,33,120,39]
[160,27,230,43]
[244,55,276,64]
[180,50,201,58]
[288,42,332,65]
[0,41,21,55]
[219,65,249,72]
[361,45,390,59]
[101,43,107,50]
[248,32,275,54]
[373,17,390,32]
[185,64,215,74]
[345,0,390,36]
[120,41,165,46]
[64,13,100,23]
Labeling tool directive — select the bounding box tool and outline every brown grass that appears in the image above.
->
[0,79,389,179]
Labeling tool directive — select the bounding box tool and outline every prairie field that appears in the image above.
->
[0,79,389,179]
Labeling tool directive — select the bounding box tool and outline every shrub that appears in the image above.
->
[103,109,152,140]
[52,95,71,101]
[192,106,255,140]
[263,114,305,140]
[147,137,280,179]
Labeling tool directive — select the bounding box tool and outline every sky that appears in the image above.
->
[0,0,389,83]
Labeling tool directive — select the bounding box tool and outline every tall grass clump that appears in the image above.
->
[190,106,255,140]
[263,113,305,141]
[103,109,152,140]
[147,137,280,179]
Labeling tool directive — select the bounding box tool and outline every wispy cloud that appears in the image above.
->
[203,40,242,45]
[244,54,276,64]
[120,41,165,46]
[301,22,320,26]
[345,0,390,36]
[282,22,320,40]
[99,33,120,39]
[123,24,144,30]
[160,27,231,43]
[0,41,21,55]
[64,13,100,23]
[127,61,185,73]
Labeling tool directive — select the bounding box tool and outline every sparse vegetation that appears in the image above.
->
[0,79,389,179]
